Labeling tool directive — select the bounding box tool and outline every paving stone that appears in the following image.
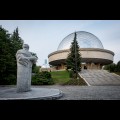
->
[79,70,120,86]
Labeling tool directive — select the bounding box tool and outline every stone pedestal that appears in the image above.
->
[16,64,32,92]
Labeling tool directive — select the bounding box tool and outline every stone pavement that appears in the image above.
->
[38,85,120,100]
[0,86,62,100]
[1,85,120,100]
[1,70,120,100]
[78,70,120,86]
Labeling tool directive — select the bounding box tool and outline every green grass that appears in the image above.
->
[51,71,70,85]
[51,70,87,85]
[63,78,87,85]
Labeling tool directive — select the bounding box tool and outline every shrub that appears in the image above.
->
[0,74,16,85]
[32,71,54,85]
[104,63,117,72]
[63,77,87,85]
[69,70,74,78]
[117,61,120,72]
[68,70,79,79]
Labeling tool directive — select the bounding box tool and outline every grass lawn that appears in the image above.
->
[51,70,87,85]
[51,71,70,85]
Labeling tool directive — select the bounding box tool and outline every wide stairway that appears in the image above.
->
[78,70,120,86]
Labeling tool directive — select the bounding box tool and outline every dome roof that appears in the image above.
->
[57,31,104,50]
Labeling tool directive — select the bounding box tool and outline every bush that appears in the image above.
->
[0,74,16,85]
[104,63,117,72]
[42,71,52,79]
[117,61,120,72]
[63,77,87,85]
[68,70,78,79]
[69,70,74,78]
[32,65,40,73]
[32,71,54,85]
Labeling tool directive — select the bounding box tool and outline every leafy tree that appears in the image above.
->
[109,63,117,72]
[31,52,39,73]
[117,61,120,72]
[10,27,23,55]
[66,32,82,78]
[104,63,117,72]
[0,26,12,84]
[9,27,23,84]
[0,26,24,84]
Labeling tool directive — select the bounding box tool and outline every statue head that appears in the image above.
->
[23,44,29,51]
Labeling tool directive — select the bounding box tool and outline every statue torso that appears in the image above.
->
[16,49,32,57]
[16,49,33,67]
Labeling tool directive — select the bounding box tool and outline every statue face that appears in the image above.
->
[23,44,29,51]
[24,47,29,51]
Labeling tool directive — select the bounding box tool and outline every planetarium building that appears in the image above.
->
[48,31,114,70]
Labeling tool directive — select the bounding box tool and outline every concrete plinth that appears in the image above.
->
[0,87,63,100]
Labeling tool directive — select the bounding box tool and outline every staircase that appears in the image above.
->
[78,70,120,86]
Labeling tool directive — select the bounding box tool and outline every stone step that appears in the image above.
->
[78,70,120,86]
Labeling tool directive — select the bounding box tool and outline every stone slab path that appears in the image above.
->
[1,85,120,100]
[78,70,120,86]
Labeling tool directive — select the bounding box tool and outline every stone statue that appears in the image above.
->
[16,44,38,92]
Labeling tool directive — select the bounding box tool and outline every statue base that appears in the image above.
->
[0,87,63,100]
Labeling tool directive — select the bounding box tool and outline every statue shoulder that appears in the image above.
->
[16,49,27,54]
[16,49,22,54]
[16,49,27,57]
[16,49,32,57]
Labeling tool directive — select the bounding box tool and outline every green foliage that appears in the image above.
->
[10,27,24,56]
[63,77,87,85]
[68,70,80,79]
[51,70,86,85]
[32,65,40,73]
[31,52,38,73]
[51,71,70,84]
[117,61,120,72]
[104,61,120,76]
[69,70,74,78]
[32,71,54,85]
[66,32,82,78]
[0,26,23,85]
[104,63,117,72]
[110,63,117,72]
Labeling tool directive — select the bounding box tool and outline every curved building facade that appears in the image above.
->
[48,31,114,70]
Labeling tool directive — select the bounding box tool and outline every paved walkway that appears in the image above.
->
[1,70,120,100]
[78,70,120,86]
[1,85,120,100]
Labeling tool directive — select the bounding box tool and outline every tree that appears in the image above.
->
[117,61,120,72]
[9,27,24,83]
[31,52,39,73]
[10,27,24,56]
[66,32,82,78]
[0,26,24,85]
[0,26,12,84]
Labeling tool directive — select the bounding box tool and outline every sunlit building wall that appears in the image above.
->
[48,31,114,70]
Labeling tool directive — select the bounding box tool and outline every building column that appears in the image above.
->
[97,63,100,69]
[61,63,64,69]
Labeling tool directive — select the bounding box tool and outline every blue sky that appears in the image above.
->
[0,20,120,66]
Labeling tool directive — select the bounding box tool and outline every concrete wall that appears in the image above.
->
[48,48,114,64]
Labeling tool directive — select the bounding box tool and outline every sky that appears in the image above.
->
[0,20,120,66]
